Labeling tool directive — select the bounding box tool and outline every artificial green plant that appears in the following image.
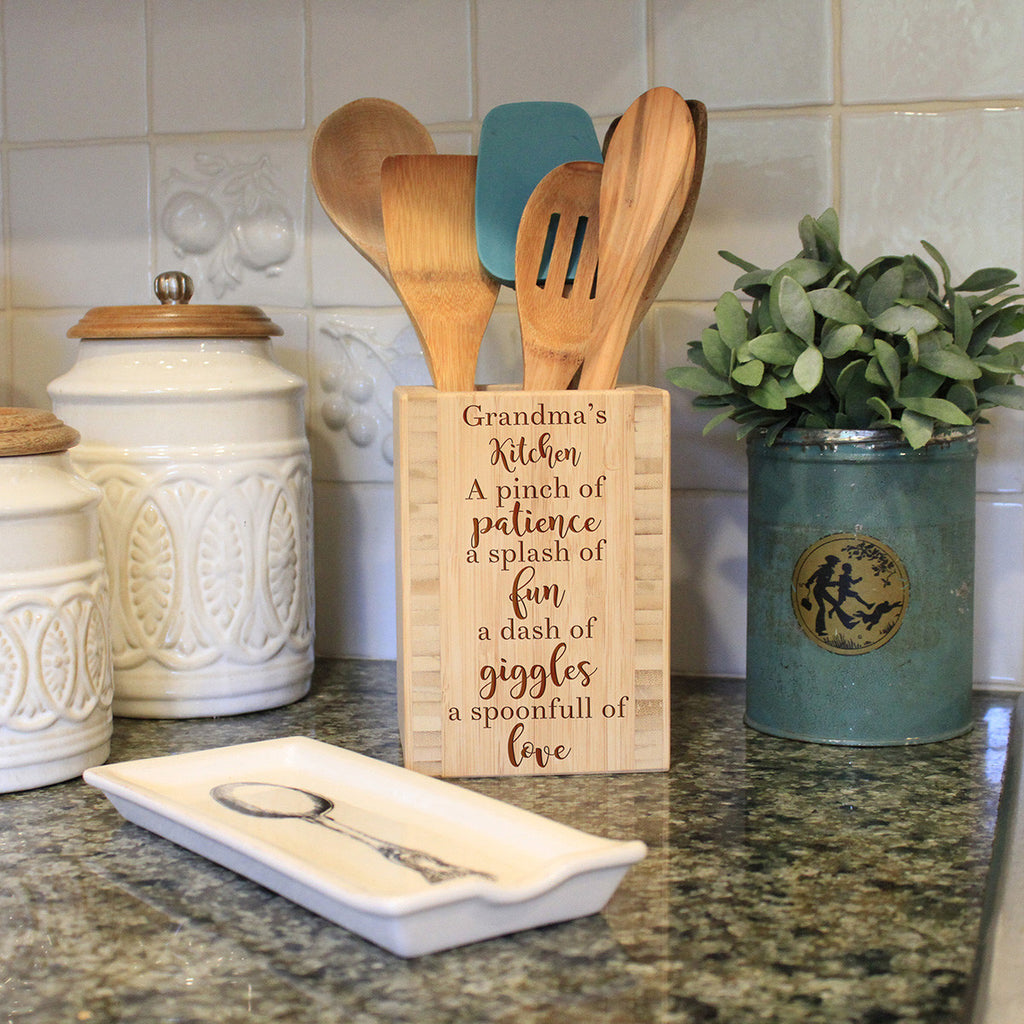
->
[667,208,1024,448]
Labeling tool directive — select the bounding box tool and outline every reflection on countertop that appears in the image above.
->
[0,659,1014,1023]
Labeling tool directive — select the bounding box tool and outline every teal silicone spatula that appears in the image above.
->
[475,101,603,287]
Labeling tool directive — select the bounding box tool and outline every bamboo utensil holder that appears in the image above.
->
[394,385,670,777]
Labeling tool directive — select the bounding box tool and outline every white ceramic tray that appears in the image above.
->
[83,737,646,957]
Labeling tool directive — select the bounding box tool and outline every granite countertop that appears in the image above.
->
[0,659,1014,1024]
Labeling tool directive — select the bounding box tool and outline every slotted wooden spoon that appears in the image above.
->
[311,97,436,289]
[578,88,697,390]
[381,154,499,391]
[515,160,602,390]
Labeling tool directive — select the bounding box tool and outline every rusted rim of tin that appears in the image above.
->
[749,425,977,452]
[0,408,79,456]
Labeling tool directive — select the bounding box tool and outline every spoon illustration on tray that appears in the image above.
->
[211,781,496,885]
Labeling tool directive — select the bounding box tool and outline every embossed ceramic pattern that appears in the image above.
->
[49,310,315,719]
[155,142,305,305]
[0,450,113,792]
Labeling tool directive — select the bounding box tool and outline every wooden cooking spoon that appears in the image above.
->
[311,98,436,289]
[381,154,500,391]
[515,161,602,390]
[578,88,697,390]
[628,99,707,336]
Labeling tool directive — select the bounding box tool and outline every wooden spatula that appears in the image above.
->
[578,88,697,390]
[381,155,499,391]
[515,161,602,390]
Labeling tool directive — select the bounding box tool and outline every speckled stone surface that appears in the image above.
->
[0,660,1014,1023]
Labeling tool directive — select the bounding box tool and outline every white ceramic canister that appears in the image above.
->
[0,409,113,792]
[48,272,315,718]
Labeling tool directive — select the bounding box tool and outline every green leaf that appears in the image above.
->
[979,384,1024,411]
[953,293,973,350]
[907,254,940,296]
[701,327,732,376]
[701,409,735,435]
[906,327,920,363]
[955,267,1017,292]
[866,396,894,423]
[900,409,935,449]
[747,331,803,365]
[916,346,982,380]
[898,396,973,425]
[901,259,931,301]
[666,365,734,395]
[865,264,905,317]
[947,382,978,414]
[718,250,760,274]
[872,304,940,336]
[733,268,774,295]
[872,338,902,394]
[815,208,840,247]
[715,291,749,349]
[921,240,952,297]
[749,376,788,410]
[771,258,830,287]
[807,287,872,326]
[732,358,765,386]
[820,323,864,358]
[777,275,816,344]
[900,366,943,398]
[793,345,824,393]
[994,307,1024,337]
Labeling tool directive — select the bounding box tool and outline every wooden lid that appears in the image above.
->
[0,408,79,456]
[68,271,283,339]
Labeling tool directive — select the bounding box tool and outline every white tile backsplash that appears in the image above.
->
[9,311,82,410]
[652,0,833,110]
[1,0,1022,686]
[310,0,473,125]
[841,109,1024,283]
[841,0,1024,103]
[974,500,1024,684]
[476,0,646,116]
[8,144,151,307]
[4,0,148,142]
[150,0,306,132]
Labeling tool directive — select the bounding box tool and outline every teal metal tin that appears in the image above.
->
[745,427,977,745]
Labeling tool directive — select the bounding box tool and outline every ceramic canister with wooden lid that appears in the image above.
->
[0,409,113,791]
[48,272,314,718]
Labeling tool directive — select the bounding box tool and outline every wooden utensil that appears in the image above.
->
[381,154,499,391]
[311,97,436,289]
[515,161,602,390]
[578,88,697,390]
[476,101,603,287]
[628,99,707,336]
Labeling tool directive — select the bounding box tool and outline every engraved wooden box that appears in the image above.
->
[394,386,670,777]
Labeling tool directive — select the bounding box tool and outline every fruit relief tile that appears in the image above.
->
[154,139,306,307]
[311,310,432,484]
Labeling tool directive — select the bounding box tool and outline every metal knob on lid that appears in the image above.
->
[154,270,195,305]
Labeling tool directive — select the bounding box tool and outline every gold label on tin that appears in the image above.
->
[792,533,909,655]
